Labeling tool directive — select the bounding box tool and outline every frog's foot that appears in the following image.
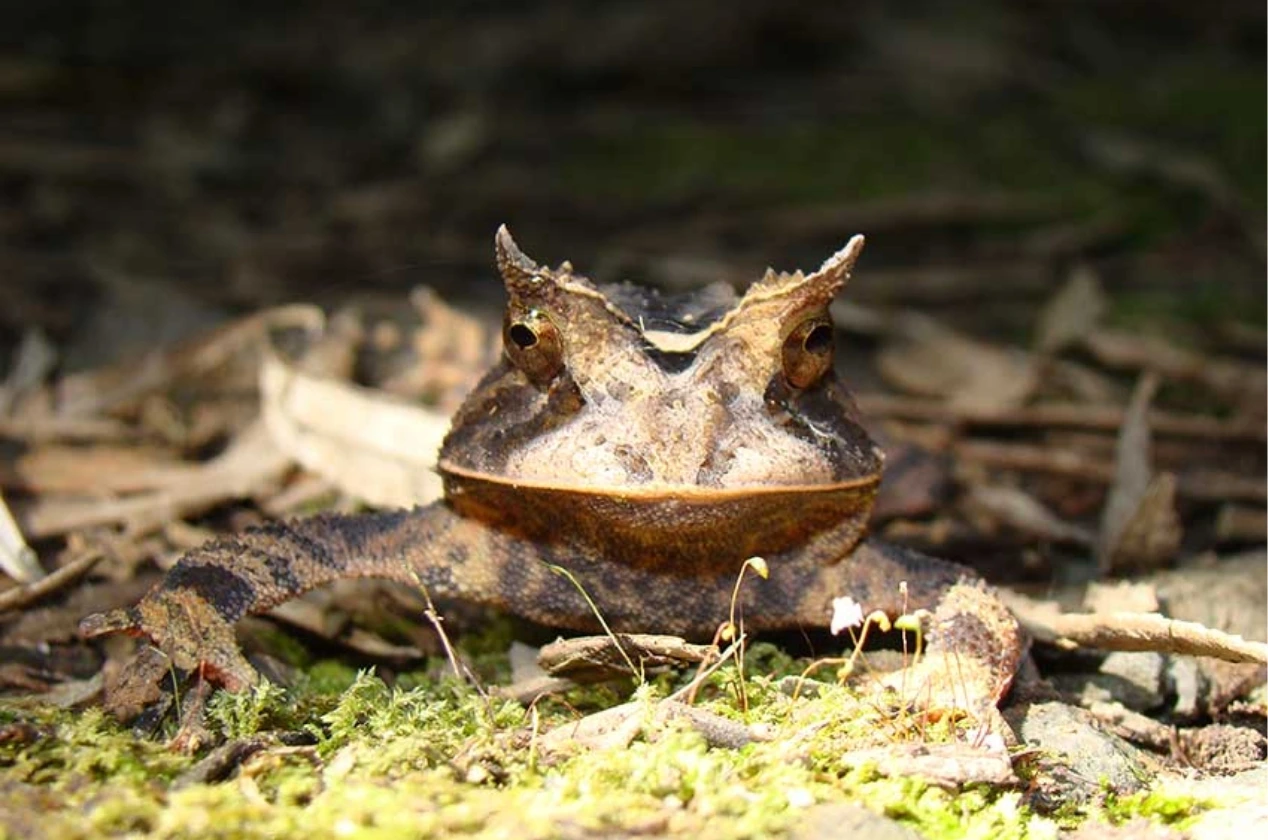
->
[744,539,1024,718]
[79,594,257,722]
[869,580,1023,720]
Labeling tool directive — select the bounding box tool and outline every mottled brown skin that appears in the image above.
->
[80,227,1022,722]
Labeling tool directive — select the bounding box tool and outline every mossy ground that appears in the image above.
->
[0,642,1217,840]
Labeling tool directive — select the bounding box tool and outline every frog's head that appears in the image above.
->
[440,226,882,500]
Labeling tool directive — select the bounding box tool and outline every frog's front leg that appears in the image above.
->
[79,504,498,720]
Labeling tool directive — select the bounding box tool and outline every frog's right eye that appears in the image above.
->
[503,308,564,384]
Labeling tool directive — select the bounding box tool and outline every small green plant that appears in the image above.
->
[547,562,643,680]
[716,555,769,713]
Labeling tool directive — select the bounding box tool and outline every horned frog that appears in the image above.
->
[81,227,1021,723]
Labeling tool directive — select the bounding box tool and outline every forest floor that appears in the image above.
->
[0,2,1264,838]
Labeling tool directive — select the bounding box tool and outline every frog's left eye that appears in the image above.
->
[503,308,564,384]
[781,317,834,388]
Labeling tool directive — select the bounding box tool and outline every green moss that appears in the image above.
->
[206,680,294,739]
[296,658,363,696]
[0,704,191,788]
[1101,788,1212,828]
[0,660,1083,839]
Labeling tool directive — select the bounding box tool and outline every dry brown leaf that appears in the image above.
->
[538,699,766,757]
[1098,374,1182,575]
[1083,581,1160,615]
[50,304,323,419]
[1214,505,1267,545]
[1083,329,1266,416]
[1103,473,1182,573]
[260,333,449,509]
[537,633,717,682]
[1,444,185,495]
[834,741,1017,789]
[376,288,495,411]
[878,314,1038,413]
[16,420,291,539]
[963,484,1094,545]
[1034,265,1107,354]
[0,328,57,416]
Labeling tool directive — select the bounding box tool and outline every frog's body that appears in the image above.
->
[81,228,1021,722]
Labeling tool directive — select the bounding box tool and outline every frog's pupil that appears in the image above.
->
[509,323,538,349]
[803,324,833,354]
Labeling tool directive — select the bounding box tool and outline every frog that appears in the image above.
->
[80,226,1022,724]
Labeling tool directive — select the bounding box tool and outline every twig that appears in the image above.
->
[15,420,292,538]
[1014,605,1268,665]
[857,394,1266,443]
[956,439,1265,504]
[0,416,134,443]
[0,546,102,612]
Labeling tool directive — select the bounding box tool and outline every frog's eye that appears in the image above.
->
[503,308,564,384]
[781,316,834,388]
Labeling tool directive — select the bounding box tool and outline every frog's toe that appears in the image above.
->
[79,606,145,639]
[198,642,258,693]
[927,581,1023,706]
[100,645,177,721]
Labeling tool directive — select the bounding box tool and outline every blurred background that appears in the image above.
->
[1,0,1263,367]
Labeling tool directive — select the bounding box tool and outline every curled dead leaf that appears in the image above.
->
[1098,374,1182,575]
[1034,265,1107,354]
[878,314,1038,414]
[260,327,450,508]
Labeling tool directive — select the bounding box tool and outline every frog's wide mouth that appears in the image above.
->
[440,458,878,565]
[438,460,880,500]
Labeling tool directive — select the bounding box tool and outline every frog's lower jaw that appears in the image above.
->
[80,503,1021,722]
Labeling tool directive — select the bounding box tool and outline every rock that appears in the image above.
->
[1051,650,1166,714]
[1004,701,1150,812]
[1063,818,1183,840]
[793,803,926,840]
[1166,656,1205,720]
[1095,652,1167,712]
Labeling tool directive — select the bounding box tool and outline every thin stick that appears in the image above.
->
[858,394,1266,443]
[0,547,102,612]
[956,439,1265,503]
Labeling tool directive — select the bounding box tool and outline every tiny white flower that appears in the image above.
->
[965,723,1008,754]
[829,596,864,635]
[785,787,815,808]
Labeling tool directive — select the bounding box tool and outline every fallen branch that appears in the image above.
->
[1005,594,1268,664]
